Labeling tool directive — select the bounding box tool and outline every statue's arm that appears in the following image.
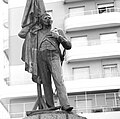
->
[58,29,72,50]
[18,26,30,39]
[18,23,36,39]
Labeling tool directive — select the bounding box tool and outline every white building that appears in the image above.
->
[0,0,10,118]
[1,0,120,119]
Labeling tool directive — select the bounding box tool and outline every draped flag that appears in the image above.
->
[22,0,46,28]
[18,0,47,84]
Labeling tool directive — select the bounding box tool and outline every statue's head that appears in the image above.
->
[41,13,53,27]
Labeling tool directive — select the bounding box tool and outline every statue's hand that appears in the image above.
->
[51,31,60,39]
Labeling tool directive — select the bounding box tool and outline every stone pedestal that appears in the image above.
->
[23,111,87,119]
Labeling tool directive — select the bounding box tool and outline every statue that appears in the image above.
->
[18,0,73,114]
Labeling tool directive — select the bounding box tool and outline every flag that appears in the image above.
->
[21,0,46,28]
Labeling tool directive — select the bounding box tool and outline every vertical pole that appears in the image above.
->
[37,83,43,109]
[85,91,88,113]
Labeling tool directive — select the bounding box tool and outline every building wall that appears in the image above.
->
[0,103,10,119]
[1,0,11,118]
[9,0,120,85]
[64,58,120,75]
[6,0,120,118]
[9,1,69,85]
[66,26,120,38]
[5,90,120,119]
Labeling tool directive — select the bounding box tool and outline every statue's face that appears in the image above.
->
[42,14,53,26]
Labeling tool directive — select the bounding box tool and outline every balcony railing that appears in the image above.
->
[4,102,34,118]
[66,37,120,62]
[71,38,120,47]
[5,79,34,86]
[64,7,120,31]
[64,72,120,81]
[4,71,120,86]
[74,106,120,114]
[4,103,120,118]
[65,7,120,19]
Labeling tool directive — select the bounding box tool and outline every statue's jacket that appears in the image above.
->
[17,0,72,83]
[18,27,71,84]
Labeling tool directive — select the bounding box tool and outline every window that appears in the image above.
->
[96,94,105,106]
[71,36,88,48]
[76,95,87,113]
[73,67,90,80]
[115,92,120,106]
[100,33,117,44]
[97,3,114,14]
[68,91,120,114]
[106,93,115,107]
[103,64,118,77]
[87,94,96,108]
[10,103,24,118]
[69,96,76,108]
[25,102,34,111]
[69,6,84,17]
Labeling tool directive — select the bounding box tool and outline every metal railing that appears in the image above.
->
[73,106,120,114]
[4,103,120,118]
[5,79,34,86]
[63,72,120,81]
[3,91,120,118]
[4,102,34,118]
[71,37,120,47]
[4,71,120,85]
[65,7,120,19]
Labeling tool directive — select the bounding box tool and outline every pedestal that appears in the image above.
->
[23,110,87,119]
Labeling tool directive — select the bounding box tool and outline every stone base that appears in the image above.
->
[23,110,87,119]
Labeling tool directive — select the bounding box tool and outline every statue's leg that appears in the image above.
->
[37,83,44,109]
[41,66,55,108]
[50,56,70,108]
[38,50,55,108]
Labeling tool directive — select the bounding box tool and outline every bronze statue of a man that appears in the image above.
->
[18,0,73,112]
[36,13,73,111]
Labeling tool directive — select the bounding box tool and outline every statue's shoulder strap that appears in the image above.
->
[38,31,51,48]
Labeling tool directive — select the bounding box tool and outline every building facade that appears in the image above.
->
[0,0,10,118]
[1,0,120,119]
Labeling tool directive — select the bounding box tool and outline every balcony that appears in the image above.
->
[64,72,120,93]
[3,71,120,97]
[64,8,120,32]
[3,91,120,119]
[66,38,120,62]
[0,103,10,119]
[4,104,120,119]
